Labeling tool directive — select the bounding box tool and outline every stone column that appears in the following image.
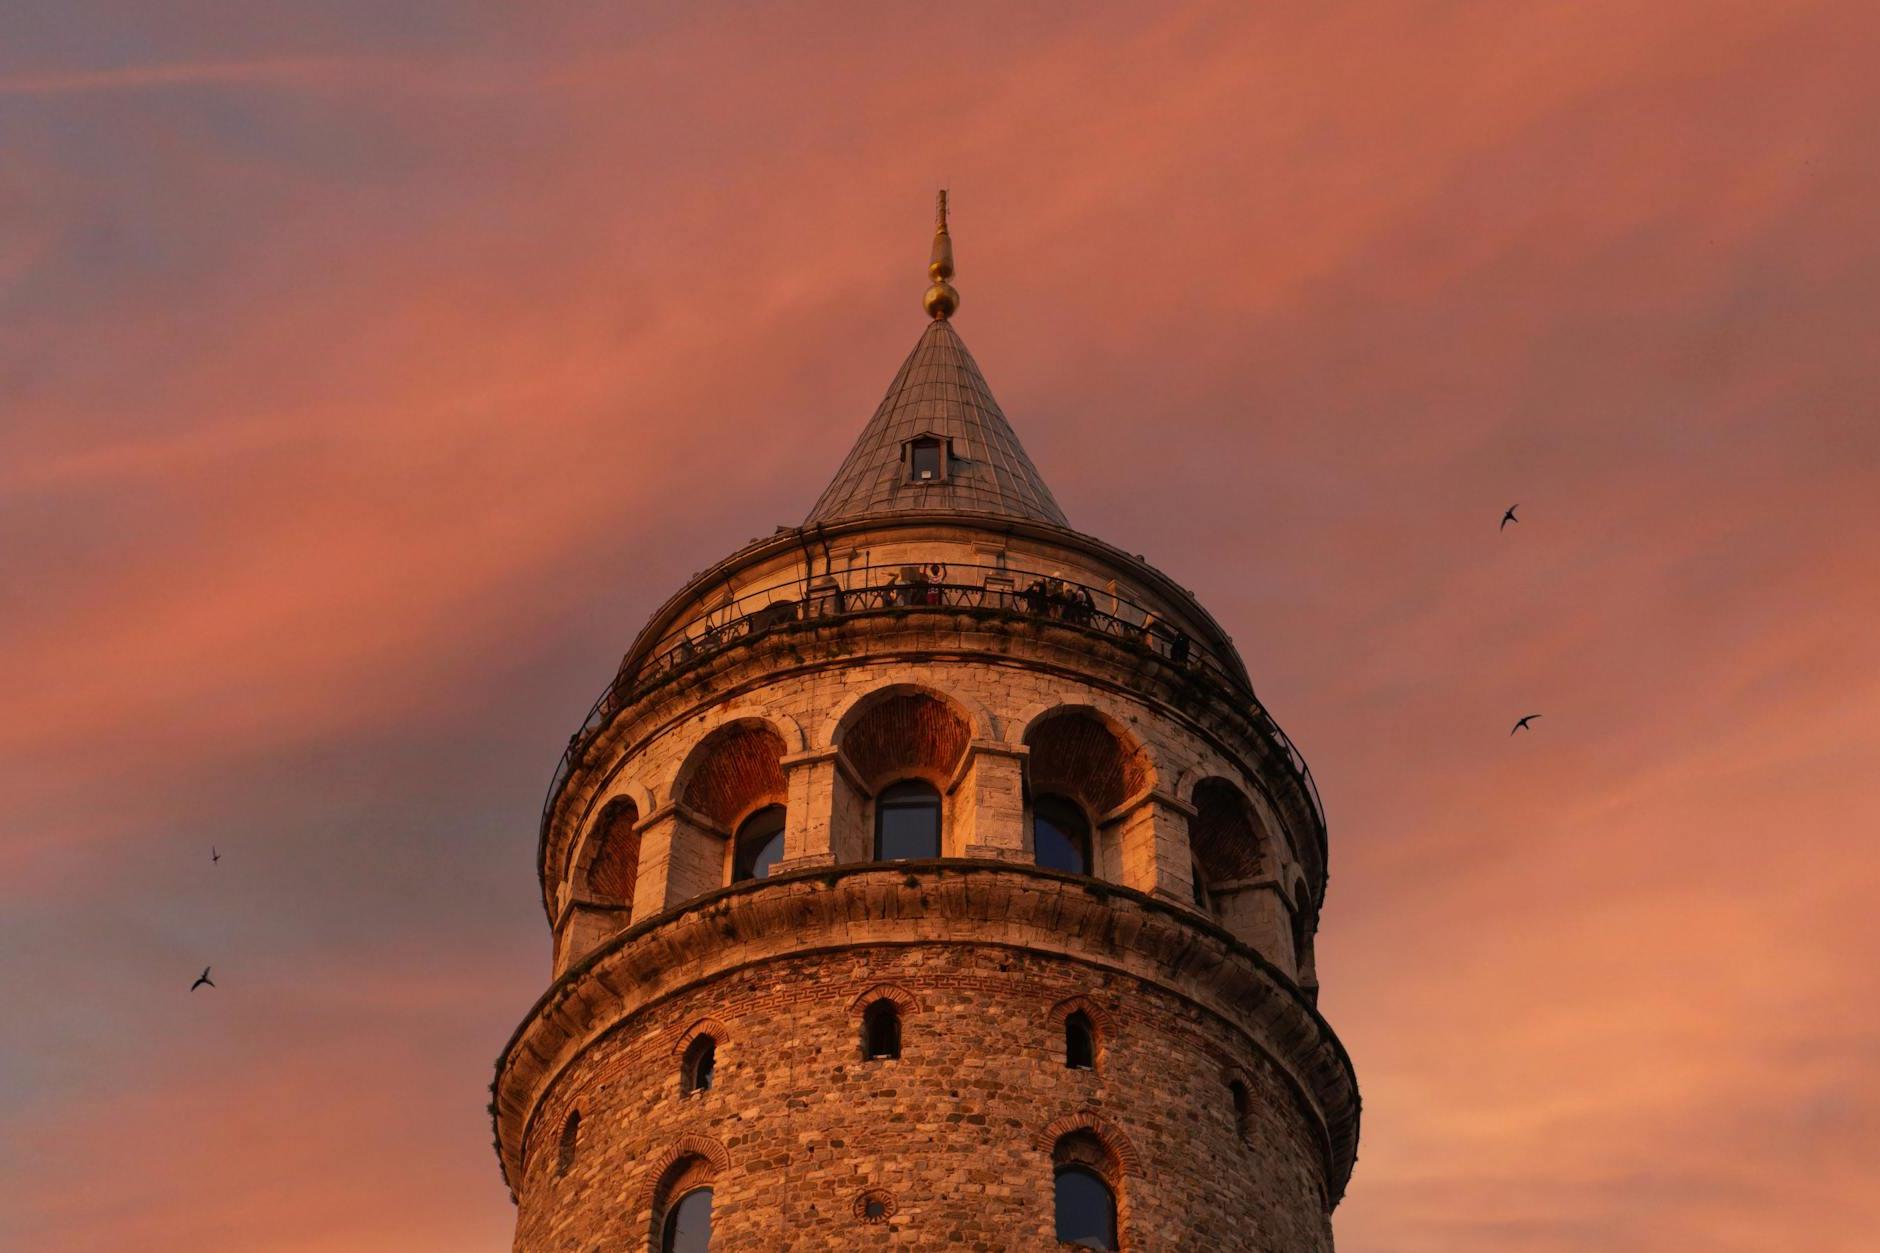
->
[1209,879,1290,964]
[1105,789,1197,904]
[631,802,727,922]
[774,748,872,872]
[949,741,1030,862]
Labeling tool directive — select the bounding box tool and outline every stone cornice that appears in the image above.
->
[492,861,1359,1207]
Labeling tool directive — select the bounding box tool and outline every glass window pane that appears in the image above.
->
[733,806,787,882]
[1033,797,1089,875]
[1055,1168,1118,1250]
[661,1188,713,1253]
[876,781,940,860]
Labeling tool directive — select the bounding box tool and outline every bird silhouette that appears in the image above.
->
[190,967,215,991]
[1500,504,1519,530]
[1510,714,1541,735]
[211,846,220,864]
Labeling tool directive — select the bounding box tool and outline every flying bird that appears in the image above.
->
[211,846,220,864]
[1500,504,1520,530]
[1510,714,1541,735]
[190,967,215,991]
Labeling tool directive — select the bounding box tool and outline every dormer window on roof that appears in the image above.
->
[908,436,946,483]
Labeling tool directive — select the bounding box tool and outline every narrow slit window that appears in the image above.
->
[682,1035,716,1094]
[1229,1078,1252,1137]
[556,1109,580,1176]
[1065,1011,1096,1070]
[862,999,902,1061]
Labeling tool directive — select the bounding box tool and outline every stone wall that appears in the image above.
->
[514,942,1332,1252]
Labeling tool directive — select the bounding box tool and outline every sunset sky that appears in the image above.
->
[3,3,1878,1249]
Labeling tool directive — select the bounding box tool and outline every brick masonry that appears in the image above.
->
[516,944,1332,1251]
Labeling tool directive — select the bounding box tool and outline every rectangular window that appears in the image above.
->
[910,439,943,481]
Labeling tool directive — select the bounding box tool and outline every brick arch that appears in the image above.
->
[830,686,975,792]
[1221,1065,1257,1141]
[848,983,926,1015]
[822,680,993,749]
[1046,995,1113,1037]
[1023,705,1156,818]
[635,1133,732,1212]
[1189,776,1268,884]
[670,1017,732,1057]
[674,718,789,830]
[576,796,640,905]
[1034,1111,1142,1176]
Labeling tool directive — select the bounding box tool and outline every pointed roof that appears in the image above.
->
[804,317,1069,527]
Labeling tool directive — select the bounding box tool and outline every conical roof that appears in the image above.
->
[804,318,1068,526]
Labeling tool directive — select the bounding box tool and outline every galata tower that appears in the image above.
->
[493,195,1359,1251]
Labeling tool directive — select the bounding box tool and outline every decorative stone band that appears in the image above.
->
[491,861,1359,1205]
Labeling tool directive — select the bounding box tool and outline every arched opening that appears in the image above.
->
[1065,1011,1096,1070]
[680,722,789,829]
[874,779,941,861]
[731,805,786,883]
[861,999,902,1061]
[1024,709,1153,817]
[681,1035,716,1095]
[659,1187,712,1253]
[1032,794,1092,875]
[585,798,640,906]
[556,1109,580,1176]
[1053,1131,1121,1251]
[837,689,974,790]
[1188,779,1265,897]
[667,720,788,906]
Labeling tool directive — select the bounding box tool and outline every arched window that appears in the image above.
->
[682,1035,716,1094]
[874,780,940,861]
[1054,1166,1118,1250]
[862,999,901,1061]
[659,1187,712,1253]
[731,805,786,883]
[1032,795,1091,875]
[556,1109,580,1176]
[1065,1011,1096,1070]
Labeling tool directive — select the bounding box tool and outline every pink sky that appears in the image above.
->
[3,3,1877,1249]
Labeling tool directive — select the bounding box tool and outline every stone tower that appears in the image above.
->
[493,196,1359,1251]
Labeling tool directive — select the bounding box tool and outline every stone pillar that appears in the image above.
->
[1209,879,1291,965]
[949,741,1030,862]
[1105,790,1197,904]
[775,748,872,872]
[631,803,727,922]
[552,901,629,976]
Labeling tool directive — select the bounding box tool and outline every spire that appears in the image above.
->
[923,190,959,321]
[805,198,1068,527]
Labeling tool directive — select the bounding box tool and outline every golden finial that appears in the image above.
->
[923,189,959,320]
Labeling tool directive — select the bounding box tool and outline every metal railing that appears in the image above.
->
[541,561,1324,844]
